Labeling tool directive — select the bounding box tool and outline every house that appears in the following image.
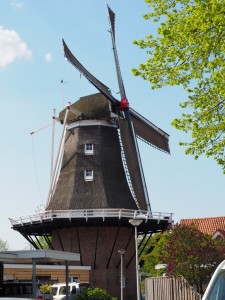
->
[180,216,225,237]
[0,250,90,285]
[212,229,225,240]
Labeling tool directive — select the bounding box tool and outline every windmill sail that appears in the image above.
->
[63,39,119,107]
[62,10,170,213]
[107,5,126,101]
[118,118,150,211]
[130,108,170,153]
[106,5,170,154]
[62,41,170,152]
[107,4,151,213]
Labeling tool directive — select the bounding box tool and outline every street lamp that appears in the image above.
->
[118,249,126,300]
[129,218,143,300]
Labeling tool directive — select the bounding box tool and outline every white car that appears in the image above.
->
[52,282,93,300]
[52,283,78,300]
[202,260,225,300]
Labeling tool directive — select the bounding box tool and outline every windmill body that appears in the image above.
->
[9,6,172,300]
[47,93,138,211]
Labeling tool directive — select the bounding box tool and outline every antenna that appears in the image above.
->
[61,79,67,109]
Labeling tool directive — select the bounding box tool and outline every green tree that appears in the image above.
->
[0,238,9,251]
[141,232,169,277]
[132,0,225,172]
[160,225,225,295]
[36,236,51,249]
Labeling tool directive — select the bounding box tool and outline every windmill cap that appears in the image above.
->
[59,93,111,123]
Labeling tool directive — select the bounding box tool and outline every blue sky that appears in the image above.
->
[1,0,224,250]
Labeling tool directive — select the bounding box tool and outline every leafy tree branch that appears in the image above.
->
[133,0,225,172]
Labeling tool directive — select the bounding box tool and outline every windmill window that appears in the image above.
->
[85,143,94,155]
[84,169,93,181]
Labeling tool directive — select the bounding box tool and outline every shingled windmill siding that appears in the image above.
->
[47,95,137,210]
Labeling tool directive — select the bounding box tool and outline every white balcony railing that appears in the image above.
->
[9,209,173,226]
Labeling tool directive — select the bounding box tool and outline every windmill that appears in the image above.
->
[48,5,170,212]
[9,5,172,300]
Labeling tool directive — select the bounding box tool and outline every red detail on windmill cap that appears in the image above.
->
[120,98,129,110]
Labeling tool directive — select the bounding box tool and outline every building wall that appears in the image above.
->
[52,225,137,300]
[3,265,90,283]
[0,264,3,285]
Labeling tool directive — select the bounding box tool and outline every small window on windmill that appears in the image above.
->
[84,169,93,181]
[85,143,94,155]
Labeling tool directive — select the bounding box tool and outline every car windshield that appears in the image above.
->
[205,269,225,300]
[51,287,58,296]
[59,286,69,295]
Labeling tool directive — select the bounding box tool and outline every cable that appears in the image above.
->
[31,136,43,204]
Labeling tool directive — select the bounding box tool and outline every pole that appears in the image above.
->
[118,249,126,300]
[135,226,141,300]
[121,253,123,300]
[46,106,69,206]
[65,261,69,300]
[32,258,36,299]
[129,219,143,300]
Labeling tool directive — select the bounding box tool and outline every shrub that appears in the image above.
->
[39,284,52,294]
[74,287,117,300]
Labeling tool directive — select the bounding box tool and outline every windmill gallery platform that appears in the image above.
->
[10,208,172,299]
[9,5,172,300]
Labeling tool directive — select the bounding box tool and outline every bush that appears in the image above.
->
[39,284,52,294]
[74,287,117,300]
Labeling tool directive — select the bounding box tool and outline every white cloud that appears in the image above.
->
[0,26,32,68]
[44,52,52,62]
[11,2,25,8]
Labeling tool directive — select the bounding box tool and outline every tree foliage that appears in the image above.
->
[141,232,169,277]
[36,236,51,249]
[0,238,9,251]
[143,225,225,295]
[132,0,225,172]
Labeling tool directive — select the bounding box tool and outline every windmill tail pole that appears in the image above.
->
[50,109,56,183]
[46,104,70,207]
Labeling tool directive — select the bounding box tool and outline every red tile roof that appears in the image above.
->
[179,217,225,235]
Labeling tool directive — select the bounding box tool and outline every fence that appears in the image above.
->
[145,276,201,300]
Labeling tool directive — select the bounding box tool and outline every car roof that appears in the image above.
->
[52,283,78,286]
